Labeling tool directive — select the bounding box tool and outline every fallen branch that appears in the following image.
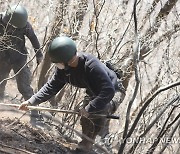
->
[0,103,119,119]
[0,142,35,154]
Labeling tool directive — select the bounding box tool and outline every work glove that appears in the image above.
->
[18,101,31,111]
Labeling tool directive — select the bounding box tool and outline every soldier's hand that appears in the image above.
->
[18,101,30,111]
[36,56,43,65]
[79,108,89,118]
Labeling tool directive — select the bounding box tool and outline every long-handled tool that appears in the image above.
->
[0,103,119,119]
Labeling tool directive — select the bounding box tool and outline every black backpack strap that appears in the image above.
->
[105,61,123,79]
[105,61,126,94]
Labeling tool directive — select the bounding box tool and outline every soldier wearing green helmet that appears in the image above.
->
[2,5,28,28]
[19,36,125,152]
[48,36,77,64]
[0,4,43,123]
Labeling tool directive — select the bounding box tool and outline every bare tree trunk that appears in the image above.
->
[143,0,178,39]
[139,0,161,31]
[72,0,88,38]
[37,1,69,105]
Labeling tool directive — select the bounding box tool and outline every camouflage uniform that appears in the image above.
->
[80,81,126,143]
[0,14,43,100]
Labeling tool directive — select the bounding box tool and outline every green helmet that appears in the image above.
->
[3,5,28,28]
[48,36,77,63]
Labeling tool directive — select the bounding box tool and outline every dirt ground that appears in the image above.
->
[0,102,80,154]
[0,79,80,154]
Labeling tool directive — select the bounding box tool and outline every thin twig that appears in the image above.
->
[0,142,35,154]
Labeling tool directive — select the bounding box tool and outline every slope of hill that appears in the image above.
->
[0,103,74,154]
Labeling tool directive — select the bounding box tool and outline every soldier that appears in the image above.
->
[0,5,43,122]
[19,36,125,152]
